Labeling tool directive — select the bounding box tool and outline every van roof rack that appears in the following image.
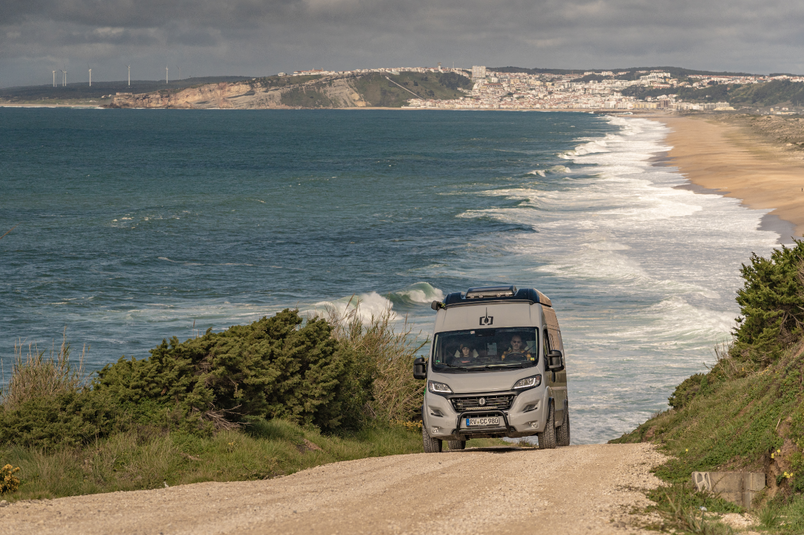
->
[435,286,552,309]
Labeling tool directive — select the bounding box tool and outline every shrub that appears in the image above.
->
[732,239,804,366]
[0,464,20,494]
[327,302,426,423]
[668,373,708,410]
[95,309,371,432]
[0,389,121,450]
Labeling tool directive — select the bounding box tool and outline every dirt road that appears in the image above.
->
[2,443,665,535]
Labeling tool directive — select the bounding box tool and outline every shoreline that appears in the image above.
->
[646,114,804,242]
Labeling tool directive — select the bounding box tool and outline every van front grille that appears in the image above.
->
[451,395,514,412]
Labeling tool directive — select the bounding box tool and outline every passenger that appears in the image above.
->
[453,343,478,364]
[502,335,535,361]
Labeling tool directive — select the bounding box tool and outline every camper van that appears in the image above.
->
[413,286,569,452]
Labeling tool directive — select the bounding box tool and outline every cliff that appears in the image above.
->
[108,72,471,109]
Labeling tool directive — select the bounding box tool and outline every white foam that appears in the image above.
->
[307,292,397,324]
[390,282,445,304]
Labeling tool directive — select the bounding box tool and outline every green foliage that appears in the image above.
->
[326,302,426,423]
[623,79,804,106]
[0,464,20,494]
[732,240,804,365]
[756,494,804,533]
[648,483,738,534]
[95,309,370,433]
[729,80,804,107]
[0,419,425,500]
[0,388,122,450]
[353,72,471,107]
[668,373,710,410]
[279,87,335,108]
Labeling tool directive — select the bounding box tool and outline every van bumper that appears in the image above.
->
[423,388,548,440]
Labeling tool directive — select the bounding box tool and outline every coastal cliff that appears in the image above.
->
[108,72,470,109]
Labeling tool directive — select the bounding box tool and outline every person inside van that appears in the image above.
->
[453,343,478,364]
[502,335,535,362]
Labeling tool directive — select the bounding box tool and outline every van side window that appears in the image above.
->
[543,328,550,356]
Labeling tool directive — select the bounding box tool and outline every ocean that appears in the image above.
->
[0,108,783,444]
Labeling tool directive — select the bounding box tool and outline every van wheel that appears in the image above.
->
[557,404,570,447]
[448,439,466,450]
[422,425,442,453]
[538,402,557,449]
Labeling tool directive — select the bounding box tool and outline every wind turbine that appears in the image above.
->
[165,65,169,84]
[127,64,130,86]
[88,65,92,87]
[52,70,56,87]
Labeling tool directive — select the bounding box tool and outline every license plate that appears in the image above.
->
[466,417,500,427]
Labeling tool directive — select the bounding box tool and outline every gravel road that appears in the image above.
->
[2,443,666,535]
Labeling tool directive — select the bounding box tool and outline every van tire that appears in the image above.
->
[557,404,570,447]
[422,425,443,453]
[538,402,557,449]
[448,439,466,450]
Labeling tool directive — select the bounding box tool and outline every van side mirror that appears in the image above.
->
[413,357,427,380]
[547,350,565,372]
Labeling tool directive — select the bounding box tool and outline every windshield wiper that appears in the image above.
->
[484,363,527,369]
[438,364,470,372]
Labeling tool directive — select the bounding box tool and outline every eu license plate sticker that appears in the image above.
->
[466,417,500,427]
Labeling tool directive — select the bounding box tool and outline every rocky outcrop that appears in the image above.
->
[109,76,369,109]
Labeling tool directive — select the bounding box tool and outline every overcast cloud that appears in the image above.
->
[2,0,804,88]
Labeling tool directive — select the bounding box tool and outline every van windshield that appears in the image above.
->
[431,328,539,372]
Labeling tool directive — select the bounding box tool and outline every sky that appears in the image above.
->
[2,0,804,88]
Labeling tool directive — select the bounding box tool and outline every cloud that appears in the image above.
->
[3,0,804,87]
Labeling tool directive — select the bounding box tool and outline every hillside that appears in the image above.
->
[0,71,472,109]
[614,240,804,532]
[624,79,804,109]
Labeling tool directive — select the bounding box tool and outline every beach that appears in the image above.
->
[649,114,804,240]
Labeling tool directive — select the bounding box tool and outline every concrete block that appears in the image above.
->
[691,471,765,509]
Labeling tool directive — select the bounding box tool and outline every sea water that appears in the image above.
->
[0,108,783,443]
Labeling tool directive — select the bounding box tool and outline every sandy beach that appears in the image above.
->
[648,114,804,240]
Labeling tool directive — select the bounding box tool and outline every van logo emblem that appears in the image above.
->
[479,309,493,326]
[479,398,486,406]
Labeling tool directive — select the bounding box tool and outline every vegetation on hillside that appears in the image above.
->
[614,240,804,533]
[353,72,471,107]
[624,80,804,108]
[0,305,431,499]
[280,87,336,108]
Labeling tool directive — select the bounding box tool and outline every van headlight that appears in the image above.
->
[428,380,453,394]
[512,375,541,390]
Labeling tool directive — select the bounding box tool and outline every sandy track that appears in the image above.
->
[1,443,665,535]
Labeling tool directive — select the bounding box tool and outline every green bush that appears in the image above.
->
[0,389,121,450]
[668,373,709,410]
[0,305,426,452]
[95,309,371,433]
[732,239,804,366]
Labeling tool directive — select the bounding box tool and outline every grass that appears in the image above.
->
[3,332,86,411]
[1,419,420,500]
[2,419,508,501]
[353,72,471,107]
[611,340,804,533]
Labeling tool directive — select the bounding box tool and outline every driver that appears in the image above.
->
[501,335,535,362]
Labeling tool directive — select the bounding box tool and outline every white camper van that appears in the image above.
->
[413,286,569,452]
